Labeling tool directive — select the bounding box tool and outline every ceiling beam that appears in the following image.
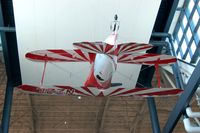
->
[147,97,161,133]
[161,69,176,88]
[130,100,147,133]
[27,95,36,133]
[1,82,14,133]
[96,98,110,133]
[0,27,15,32]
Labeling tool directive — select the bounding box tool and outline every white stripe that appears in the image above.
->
[83,52,90,60]
[120,44,134,53]
[125,45,145,52]
[134,55,172,62]
[106,47,115,54]
[76,44,99,53]
[87,87,102,96]
[118,55,135,61]
[94,42,103,52]
[33,50,78,61]
[66,50,86,61]
[118,44,125,54]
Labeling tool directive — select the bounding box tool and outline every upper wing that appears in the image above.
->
[25,49,95,62]
[116,42,153,55]
[118,53,177,65]
[73,42,153,55]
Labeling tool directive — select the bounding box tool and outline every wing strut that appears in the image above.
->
[40,54,48,86]
[155,58,161,88]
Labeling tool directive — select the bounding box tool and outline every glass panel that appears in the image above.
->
[192,9,199,26]
[186,27,192,41]
[183,15,187,28]
[173,40,178,52]
[194,26,200,42]
[181,39,187,53]
[177,52,182,59]
[185,53,191,62]
[178,28,183,40]
[0,35,1,50]
[199,1,200,8]
[188,0,194,12]
[191,41,196,54]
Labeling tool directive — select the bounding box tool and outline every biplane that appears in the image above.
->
[17,15,183,97]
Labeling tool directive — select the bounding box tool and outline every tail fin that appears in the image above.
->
[104,34,118,45]
[104,14,119,45]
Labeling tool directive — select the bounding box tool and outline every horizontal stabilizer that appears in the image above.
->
[16,84,183,97]
[25,49,95,62]
[118,53,177,65]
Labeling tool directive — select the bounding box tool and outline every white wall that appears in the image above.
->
[13,0,161,88]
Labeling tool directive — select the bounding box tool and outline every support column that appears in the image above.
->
[162,60,200,133]
[147,98,161,133]
[1,81,14,133]
[137,45,162,133]
[0,1,21,132]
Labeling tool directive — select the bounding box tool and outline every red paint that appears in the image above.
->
[74,43,97,52]
[137,89,183,96]
[81,86,95,96]
[97,92,104,97]
[114,88,149,96]
[48,49,73,58]
[17,84,40,92]
[87,42,102,52]
[107,88,124,96]
[117,54,130,60]
[133,53,158,60]
[105,44,114,53]
[84,64,111,89]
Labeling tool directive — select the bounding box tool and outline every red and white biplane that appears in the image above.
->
[17,15,183,97]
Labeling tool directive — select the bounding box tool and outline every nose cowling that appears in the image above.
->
[94,54,114,82]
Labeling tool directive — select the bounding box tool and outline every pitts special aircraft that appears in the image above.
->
[17,15,183,97]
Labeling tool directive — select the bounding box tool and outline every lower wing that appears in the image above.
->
[16,84,183,97]
[118,53,177,65]
[25,49,95,62]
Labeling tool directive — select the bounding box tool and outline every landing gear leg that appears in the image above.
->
[155,58,161,88]
[41,55,48,86]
